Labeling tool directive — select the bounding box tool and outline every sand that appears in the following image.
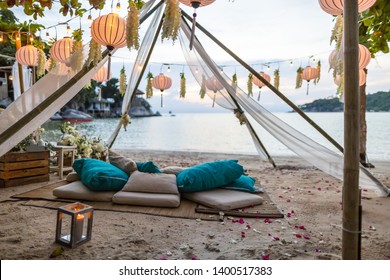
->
[0,149,389,260]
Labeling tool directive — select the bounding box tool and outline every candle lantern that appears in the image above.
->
[55,202,93,248]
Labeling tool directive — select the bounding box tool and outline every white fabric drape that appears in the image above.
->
[179,19,389,196]
[107,1,163,147]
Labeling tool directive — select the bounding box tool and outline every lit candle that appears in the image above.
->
[74,214,84,242]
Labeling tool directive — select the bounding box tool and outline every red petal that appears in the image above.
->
[295,234,302,238]
[304,236,310,239]
[262,254,270,260]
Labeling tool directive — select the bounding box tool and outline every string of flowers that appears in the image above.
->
[36,41,46,78]
[180,72,186,98]
[120,113,131,131]
[273,69,280,90]
[85,38,102,68]
[119,66,126,96]
[161,0,181,43]
[126,0,140,50]
[314,60,321,85]
[199,74,206,99]
[71,29,84,72]
[47,56,57,72]
[232,72,237,91]
[247,73,253,96]
[295,67,303,89]
[146,71,154,98]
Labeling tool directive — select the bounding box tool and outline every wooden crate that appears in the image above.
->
[0,151,50,188]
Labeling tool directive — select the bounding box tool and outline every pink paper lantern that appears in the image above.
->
[179,0,215,8]
[93,66,112,83]
[301,66,319,82]
[205,77,223,93]
[50,37,73,64]
[358,44,371,69]
[91,13,126,50]
[252,72,271,88]
[318,0,376,15]
[15,45,38,66]
[152,73,172,107]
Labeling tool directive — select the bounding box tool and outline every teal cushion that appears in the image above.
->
[73,158,129,191]
[220,175,256,192]
[136,161,162,173]
[176,160,244,193]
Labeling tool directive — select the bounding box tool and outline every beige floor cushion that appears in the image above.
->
[53,181,116,202]
[122,170,178,194]
[112,191,180,208]
[65,172,80,182]
[182,188,263,211]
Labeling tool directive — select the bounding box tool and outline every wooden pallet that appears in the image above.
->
[0,151,50,188]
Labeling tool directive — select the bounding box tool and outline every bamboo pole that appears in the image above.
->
[181,10,344,154]
[15,36,24,94]
[342,0,361,260]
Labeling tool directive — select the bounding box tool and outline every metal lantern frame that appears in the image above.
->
[55,202,94,248]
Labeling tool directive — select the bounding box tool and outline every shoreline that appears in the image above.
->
[1,150,389,260]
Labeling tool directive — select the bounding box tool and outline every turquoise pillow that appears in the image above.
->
[221,175,256,192]
[136,161,162,173]
[176,160,244,193]
[73,158,129,191]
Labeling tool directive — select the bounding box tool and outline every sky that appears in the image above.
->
[9,0,390,113]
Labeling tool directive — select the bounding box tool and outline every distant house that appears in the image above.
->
[87,97,116,118]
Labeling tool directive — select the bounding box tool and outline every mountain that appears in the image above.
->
[297,91,390,112]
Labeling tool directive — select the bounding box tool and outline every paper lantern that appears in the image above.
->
[179,0,215,8]
[15,45,38,67]
[301,66,319,95]
[318,0,376,15]
[152,73,172,107]
[93,66,112,83]
[179,0,216,49]
[359,69,367,86]
[91,13,126,79]
[252,72,271,101]
[91,13,126,49]
[50,37,73,64]
[55,202,94,248]
[205,77,223,108]
[358,44,371,69]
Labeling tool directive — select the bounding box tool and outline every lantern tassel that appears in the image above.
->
[189,12,197,50]
[107,54,112,80]
[212,93,216,108]
[306,82,310,95]
[161,92,163,108]
[257,91,261,102]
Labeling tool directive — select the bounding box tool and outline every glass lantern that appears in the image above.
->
[55,202,94,248]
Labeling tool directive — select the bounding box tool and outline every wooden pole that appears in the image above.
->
[342,0,361,260]
[15,35,24,94]
[181,10,344,154]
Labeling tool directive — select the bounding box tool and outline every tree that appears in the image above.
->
[358,0,390,167]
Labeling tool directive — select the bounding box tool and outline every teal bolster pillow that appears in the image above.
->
[176,160,244,193]
[73,158,129,191]
[136,161,162,173]
[220,175,256,193]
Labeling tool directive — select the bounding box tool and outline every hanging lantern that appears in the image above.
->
[205,76,223,107]
[93,66,112,83]
[152,73,172,107]
[301,66,319,95]
[252,71,271,101]
[358,44,371,69]
[318,0,377,15]
[328,49,338,69]
[50,37,73,65]
[15,45,38,67]
[178,0,216,50]
[359,69,366,86]
[91,13,126,79]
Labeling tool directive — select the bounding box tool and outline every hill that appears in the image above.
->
[298,91,390,112]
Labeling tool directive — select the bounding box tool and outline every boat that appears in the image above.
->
[55,109,94,123]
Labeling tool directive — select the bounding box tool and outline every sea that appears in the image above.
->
[41,112,390,162]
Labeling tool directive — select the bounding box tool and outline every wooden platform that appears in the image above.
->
[0,151,50,188]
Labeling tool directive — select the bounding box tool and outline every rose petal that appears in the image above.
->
[286,199,291,202]
[160,258,168,260]
[385,255,390,259]
[315,249,321,253]
[272,236,280,241]
[264,218,272,224]
[262,254,270,260]
[295,234,302,238]
[304,236,310,240]
[191,257,199,260]
[246,224,251,229]
[317,187,322,191]
[278,195,284,198]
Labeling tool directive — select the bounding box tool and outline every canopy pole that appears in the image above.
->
[15,36,24,94]
[108,15,164,149]
[245,116,277,168]
[342,0,360,260]
[181,10,344,154]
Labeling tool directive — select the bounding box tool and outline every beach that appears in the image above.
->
[0,149,389,260]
